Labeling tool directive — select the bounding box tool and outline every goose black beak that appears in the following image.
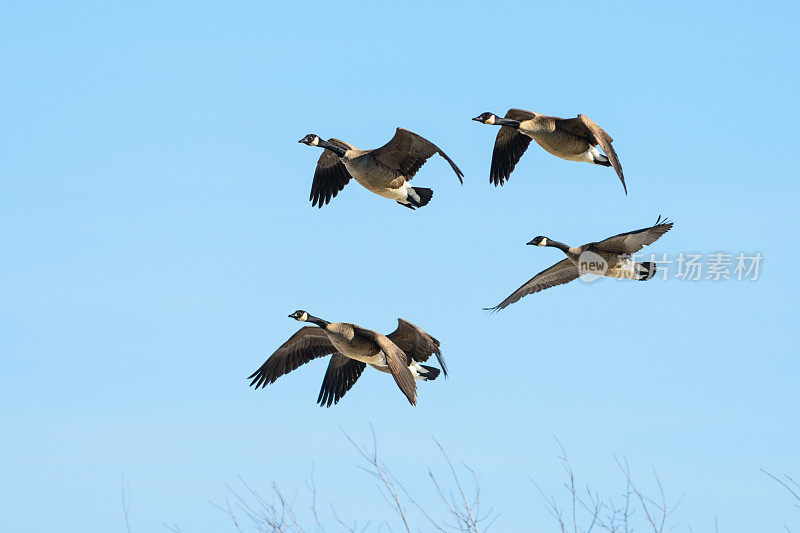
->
[288,313,294,318]
[471,116,483,122]
[526,240,536,245]
[298,139,305,144]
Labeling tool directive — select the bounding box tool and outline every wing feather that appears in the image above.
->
[594,216,674,254]
[505,109,538,122]
[352,326,417,406]
[247,327,336,389]
[486,259,580,311]
[316,354,366,407]
[309,138,354,207]
[488,109,538,186]
[371,128,463,183]
[387,319,447,377]
[556,115,626,194]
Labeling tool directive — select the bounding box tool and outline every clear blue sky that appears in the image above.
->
[1,1,798,530]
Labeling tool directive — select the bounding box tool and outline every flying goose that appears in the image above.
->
[472,109,626,194]
[486,216,674,311]
[247,311,447,406]
[298,128,464,209]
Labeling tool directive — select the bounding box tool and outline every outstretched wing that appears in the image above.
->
[247,327,337,389]
[485,259,580,312]
[594,216,674,254]
[352,326,417,406]
[556,114,626,194]
[387,319,447,377]
[371,128,463,183]
[317,354,366,407]
[310,138,354,207]
[490,109,537,186]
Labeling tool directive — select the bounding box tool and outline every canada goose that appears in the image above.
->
[298,128,464,209]
[472,109,626,194]
[247,311,447,406]
[486,216,673,311]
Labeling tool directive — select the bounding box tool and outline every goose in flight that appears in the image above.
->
[248,311,447,406]
[299,128,464,209]
[486,217,673,311]
[473,109,626,194]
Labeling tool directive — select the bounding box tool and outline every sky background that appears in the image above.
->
[2,1,798,531]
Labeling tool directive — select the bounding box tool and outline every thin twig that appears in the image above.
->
[122,477,132,533]
[306,466,326,533]
[210,497,244,532]
[341,426,412,533]
[763,469,800,507]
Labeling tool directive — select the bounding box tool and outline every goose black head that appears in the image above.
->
[472,112,498,125]
[288,310,309,321]
[527,236,549,246]
[298,134,321,146]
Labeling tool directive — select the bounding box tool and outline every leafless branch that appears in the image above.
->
[210,498,244,533]
[329,502,364,533]
[306,467,326,533]
[763,469,800,509]
[532,478,568,533]
[533,443,680,533]
[122,477,132,533]
[614,456,683,533]
[341,427,496,533]
[429,438,484,532]
[341,425,412,533]
[210,477,305,532]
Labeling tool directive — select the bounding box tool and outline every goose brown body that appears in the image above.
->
[473,109,626,193]
[248,312,446,407]
[299,128,463,209]
[486,217,674,311]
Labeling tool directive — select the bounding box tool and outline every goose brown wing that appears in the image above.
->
[316,354,366,407]
[310,138,354,207]
[556,114,626,194]
[594,216,674,254]
[485,259,580,312]
[247,327,337,389]
[490,109,536,186]
[370,128,463,183]
[387,319,447,377]
[352,326,417,406]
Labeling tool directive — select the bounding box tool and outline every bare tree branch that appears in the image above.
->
[122,477,132,533]
[532,443,680,533]
[341,425,412,533]
[763,469,800,509]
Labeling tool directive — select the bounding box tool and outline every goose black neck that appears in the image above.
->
[318,140,346,157]
[306,315,330,328]
[546,240,570,253]
[496,118,521,128]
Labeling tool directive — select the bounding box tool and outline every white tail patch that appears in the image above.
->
[565,146,603,164]
[409,362,430,381]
